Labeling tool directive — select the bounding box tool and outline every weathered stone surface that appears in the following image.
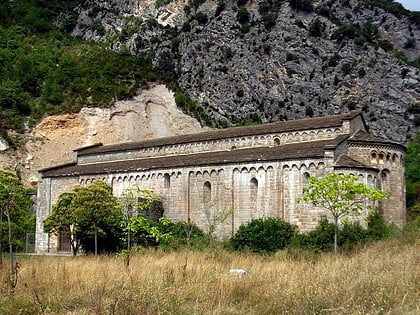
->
[0,85,207,186]
[60,0,419,145]
[35,111,405,253]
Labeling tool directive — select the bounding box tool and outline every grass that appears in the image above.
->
[0,239,419,314]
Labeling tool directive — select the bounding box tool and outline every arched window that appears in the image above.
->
[379,152,385,165]
[203,181,211,203]
[164,173,170,188]
[371,151,377,164]
[250,178,258,202]
[303,172,310,185]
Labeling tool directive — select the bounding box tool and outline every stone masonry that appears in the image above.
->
[35,110,406,253]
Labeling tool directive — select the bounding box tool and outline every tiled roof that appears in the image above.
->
[41,136,349,177]
[334,155,375,170]
[349,130,405,149]
[75,110,363,156]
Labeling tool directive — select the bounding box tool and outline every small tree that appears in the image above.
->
[202,198,233,254]
[299,172,388,254]
[119,185,162,250]
[44,180,121,256]
[0,171,34,297]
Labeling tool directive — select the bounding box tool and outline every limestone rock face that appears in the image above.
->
[63,0,420,144]
[0,85,207,185]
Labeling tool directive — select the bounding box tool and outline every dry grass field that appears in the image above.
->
[1,239,419,315]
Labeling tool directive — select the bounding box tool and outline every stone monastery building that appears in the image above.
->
[35,110,406,253]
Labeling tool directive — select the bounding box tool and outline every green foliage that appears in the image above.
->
[290,217,335,252]
[308,17,323,37]
[289,0,314,13]
[406,132,420,221]
[194,12,208,24]
[366,211,396,240]
[0,0,217,136]
[299,172,389,254]
[125,217,207,250]
[406,132,420,183]
[332,22,380,46]
[215,0,226,16]
[0,171,35,253]
[230,218,297,254]
[43,180,122,255]
[258,0,285,30]
[305,105,314,117]
[300,173,389,220]
[159,220,208,250]
[290,212,396,253]
[237,8,251,25]
[363,0,409,18]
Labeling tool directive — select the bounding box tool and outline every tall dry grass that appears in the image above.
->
[1,239,419,315]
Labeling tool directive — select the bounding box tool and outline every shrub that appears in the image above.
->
[305,105,314,117]
[160,221,208,250]
[338,221,368,251]
[366,211,396,240]
[237,7,250,25]
[308,17,323,37]
[194,11,208,24]
[289,0,313,13]
[289,216,335,252]
[230,218,297,254]
[215,0,225,16]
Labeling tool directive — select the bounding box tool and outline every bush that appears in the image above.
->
[366,211,396,240]
[289,217,335,252]
[290,213,397,254]
[289,0,313,12]
[338,221,368,251]
[230,217,297,254]
[160,221,208,250]
[237,7,250,25]
[308,17,323,37]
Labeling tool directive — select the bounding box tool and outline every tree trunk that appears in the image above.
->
[334,216,339,255]
[6,210,15,297]
[94,226,98,256]
[0,206,3,269]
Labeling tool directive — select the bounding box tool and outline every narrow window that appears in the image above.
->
[250,178,258,202]
[164,173,170,188]
[203,181,211,203]
[371,152,377,164]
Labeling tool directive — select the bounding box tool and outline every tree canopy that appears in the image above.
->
[299,172,389,254]
[43,180,122,255]
[0,170,35,255]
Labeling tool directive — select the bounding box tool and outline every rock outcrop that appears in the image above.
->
[0,85,207,185]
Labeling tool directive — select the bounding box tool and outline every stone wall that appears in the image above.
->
[35,176,79,253]
[35,113,406,253]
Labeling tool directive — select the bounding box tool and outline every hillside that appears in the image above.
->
[63,0,420,142]
[0,0,419,185]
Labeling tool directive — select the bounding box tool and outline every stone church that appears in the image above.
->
[35,110,406,253]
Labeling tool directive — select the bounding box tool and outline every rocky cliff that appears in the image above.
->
[0,85,207,185]
[1,0,419,185]
[62,0,419,143]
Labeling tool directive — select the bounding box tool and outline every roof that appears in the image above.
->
[41,136,349,178]
[75,110,363,156]
[334,155,376,170]
[349,130,405,150]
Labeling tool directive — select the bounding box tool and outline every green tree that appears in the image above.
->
[406,132,420,220]
[43,191,80,255]
[0,171,34,296]
[202,198,233,254]
[406,132,420,183]
[44,180,121,256]
[119,185,162,250]
[299,172,389,254]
